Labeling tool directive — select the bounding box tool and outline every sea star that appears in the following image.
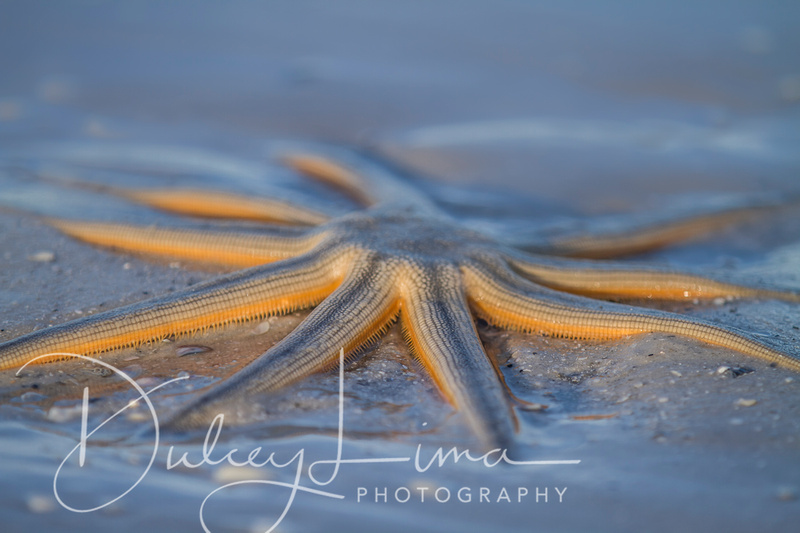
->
[1,144,798,450]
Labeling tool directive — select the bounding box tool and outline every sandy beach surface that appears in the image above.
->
[1,2,799,532]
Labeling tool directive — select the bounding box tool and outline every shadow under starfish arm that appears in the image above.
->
[503,249,800,302]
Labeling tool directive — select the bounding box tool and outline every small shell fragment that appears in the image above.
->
[213,465,272,483]
[19,391,47,402]
[28,251,56,263]
[735,398,758,407]
[517,401,547,412]
[136,377,161,388]
[570,413,618,421]
[176,345,212,357]
[127,411,149,422]
[86,366,114,378]
[47,404,83,423]
[26,494,56,513]
[251,320,271,335]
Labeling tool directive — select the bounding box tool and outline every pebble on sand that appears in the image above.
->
[735,398,758,407]
[27,251,56,263]
[26,494,56,513]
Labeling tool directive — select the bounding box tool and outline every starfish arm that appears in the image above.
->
[48,218,328,268]
[519,200,793,259]
[281,153,375,207]
[281,149,439,213]
[163,254,401,429]
[120,188,330,225]
[463,258,800,372]
[12,143,333,225]
[400,263,516,451]
[0,247,347,370]
[503,249,800,302]
[539,216,742,259]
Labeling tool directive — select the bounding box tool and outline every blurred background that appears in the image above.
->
[2,0,799,204]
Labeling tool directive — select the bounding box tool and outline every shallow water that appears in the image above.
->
[1,2,800,532]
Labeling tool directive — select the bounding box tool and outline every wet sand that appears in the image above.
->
[1,2,800,532]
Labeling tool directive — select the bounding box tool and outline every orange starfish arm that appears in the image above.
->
[49,218,326,268]
[0,247,346,370]
[463,257,800,372]
[504,250,800,302]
